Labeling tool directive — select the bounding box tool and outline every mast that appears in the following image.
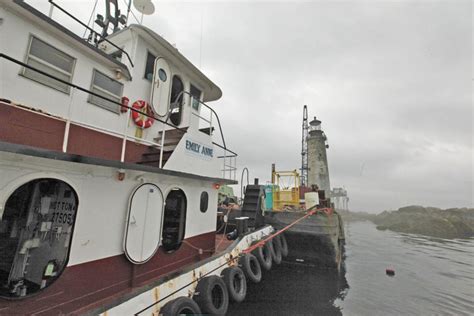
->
[300,105,308,186]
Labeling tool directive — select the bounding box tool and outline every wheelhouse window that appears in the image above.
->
[170,76,184,126]
[190,84,202,111]
[22,36,76,94]
[162,189,187,252]
[0,179,78,298]
[88,69,123,113]
[144,51,156,81]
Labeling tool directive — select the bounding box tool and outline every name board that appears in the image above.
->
[185,139,213,159]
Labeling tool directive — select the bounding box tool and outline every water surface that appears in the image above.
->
[228,221,474,315]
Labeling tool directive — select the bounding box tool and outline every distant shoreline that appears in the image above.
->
[339,206,474,239]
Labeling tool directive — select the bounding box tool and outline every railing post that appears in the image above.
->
[209,111,213,135]
[48,3,54,18]
[223,150,227,179]
[120,106,131,163]
[62,87,75,153]
[234,156,237,180]
[159,124,166,168]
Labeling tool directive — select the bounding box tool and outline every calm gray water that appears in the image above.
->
[228,221,474,315]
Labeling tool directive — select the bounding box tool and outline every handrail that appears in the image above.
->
[196,96,227,149]
[73,119,160,148]
[172,91,237,179]
[175,90,228,150]
[214,144,237,158]
[172,90,237,158]
[191,112,211,124]
[47,0,134,67]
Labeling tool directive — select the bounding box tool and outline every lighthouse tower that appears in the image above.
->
[307,117,331,195]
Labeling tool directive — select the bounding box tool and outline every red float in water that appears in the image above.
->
[386,268,395,276]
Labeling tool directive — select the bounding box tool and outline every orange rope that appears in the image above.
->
[242,206,332,254]
[182,206,332,255]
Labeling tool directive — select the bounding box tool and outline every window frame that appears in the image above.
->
[87,69,124,114]
[144,50,158,81]
[190,84,202,111]
[21,35,76,94]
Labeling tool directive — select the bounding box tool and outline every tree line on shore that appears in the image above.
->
[338,205,474,239]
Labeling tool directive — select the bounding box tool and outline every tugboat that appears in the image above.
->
[0,1,277,314]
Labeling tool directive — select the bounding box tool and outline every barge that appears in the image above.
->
[262,110,345,269]
[218,109,346,270]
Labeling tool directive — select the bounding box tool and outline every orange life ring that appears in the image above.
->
[131,100,154,128]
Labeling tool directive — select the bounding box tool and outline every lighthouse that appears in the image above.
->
[307,117,331,195]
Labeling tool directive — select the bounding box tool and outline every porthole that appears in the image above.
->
[0,179,78,298]
[200,192,209,213]
[158,68,167,82]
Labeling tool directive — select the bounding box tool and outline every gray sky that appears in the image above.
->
[36,0,472,212]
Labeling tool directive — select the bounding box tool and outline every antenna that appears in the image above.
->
[125,0,132,25]
[133,0,155,24]
[94,0,127,38]
[301,105,309,187]
[83,0,99,38]
[199,9,203,68]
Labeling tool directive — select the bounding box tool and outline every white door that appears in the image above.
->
[150,57,171,117]
[124,183,164,264]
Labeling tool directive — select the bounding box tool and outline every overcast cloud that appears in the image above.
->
[34,0,472,212]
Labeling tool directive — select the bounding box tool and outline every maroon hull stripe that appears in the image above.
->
[0,232,215,315]
[0,102,65,152]
[0,102,148,163]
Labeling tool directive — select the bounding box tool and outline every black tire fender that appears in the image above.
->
[193,276,229,315]
[160,297,201,316]
[221,266,247,303]
[239,253,262,283]
[278,233,289,257]
[270,238,282,264]
[252,242,272,271]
